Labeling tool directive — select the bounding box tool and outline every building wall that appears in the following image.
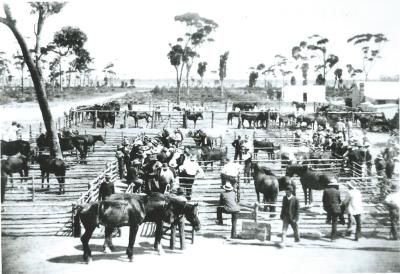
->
[282,85,326,103]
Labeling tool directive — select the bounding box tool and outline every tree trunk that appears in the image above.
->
[1,5,62,158]
[220,78,224,98]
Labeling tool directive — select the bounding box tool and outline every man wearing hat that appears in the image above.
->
[126,159,144,193]
[322,179,344,241]
[115,145,125,179]
[364,143,372,175]
[220,158,242,189]
[98,173,115,201]
[143,154,161,193]
[383,185,400,240]
[169,187,188,250]
[280,185,300,247]
[216,182,240,239]
[178,155,205,200]
[242,147,253,184]
[342,181,363,241]
[232,135,243,161]
[158,163,175,193]
[335,118,345,140]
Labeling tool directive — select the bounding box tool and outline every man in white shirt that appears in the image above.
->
[178,156,205,200]
[220,158,242,189]
[343,181,363,241]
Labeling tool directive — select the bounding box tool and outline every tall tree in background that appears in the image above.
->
[0,3,62,157]
[30,2,66,79]
[347,33,388,81]
[167,43,185,104]
[274,54,292,87]
[307,35,339,85]
[174,13,218,96]
[102,63,116,87]
[13,52,25,92]
[47,26,89,92]
[219,51,229,97]
[292,41,309,86]
[197,61,207,88]
[0,52,10,90]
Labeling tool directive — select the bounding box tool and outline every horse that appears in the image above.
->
[128,111,152,127]
[1,140,31,159]
[185,112,203,128]
[241,113,261,128]
[74,193,200,263]
[253,139,276,158]
[251,163,279,215]
[255,165,297,195]
[193,128,228,147]
[199,146,228,167]
[96,109,116,128]
[73,134,105,152]
[36,133,86,159]
[285,164,333,205]
[292,101,306,111]
[36,154,67,194]
[227,112,240,125]
[1,154,29,185]
[232,102,257,111]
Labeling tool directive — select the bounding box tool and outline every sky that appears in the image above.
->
[0,0,399,82]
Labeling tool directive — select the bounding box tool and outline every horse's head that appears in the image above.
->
[184,203,201,231]
[198,112,204,119]
[98,135,106,144]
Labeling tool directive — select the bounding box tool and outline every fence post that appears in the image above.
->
[58,117,61,130]
[225,101,228,112]
[31,175,35,201]
[267,111,270,129]
[94,110,98,128]
[167,101,170,111]
[151,111,155,129]
[238,111,242,129]
[236,175,241,202]
[183,113,187,129]
[112,112,116,128]
[211,111,214,128]
[254,203,258,223]
[105,131,107,142]
[168,114,171,128]
[29,125,32,142]
[124,110,127,128]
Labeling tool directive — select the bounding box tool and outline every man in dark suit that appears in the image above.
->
[98,173,115,201]
[231,135,243,161]
[280,185,300,247]
[216,182,240,238]
[323,179,342,241]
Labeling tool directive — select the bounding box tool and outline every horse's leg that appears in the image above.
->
[103,226,115,252]
[41,171,44,188]
[303,185,308,205]
[309,189,313,204]
[81,223,96,263]
[154,220,164,255]
[256,190,260,203]
[46,172,50,189]
[270,192,277,218]
[10,174,14,188]
[127,224,139,262]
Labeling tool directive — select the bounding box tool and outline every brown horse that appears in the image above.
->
[74,193,200,263]
[251,163,279,215]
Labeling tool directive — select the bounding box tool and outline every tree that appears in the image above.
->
[0,4,62,158]
[13,52,26,92]
[197,61,207,87]
[102,63,116,87]
[301,63,309,85]
[167,43,185,104]
[174,13,218,96]
[219,51,229,96]
[306,35,339,84]
[333,68,343,90]
[0,52,10,90]
[347,33,388,81]
[274,55,292,87]
[249,71,258,88]
[292,41,310,86]
[47,26,89,92]
[30,2,66,79]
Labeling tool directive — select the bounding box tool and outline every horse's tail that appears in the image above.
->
[73,204,84,237]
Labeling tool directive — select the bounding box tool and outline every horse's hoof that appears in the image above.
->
[128,256,133,262]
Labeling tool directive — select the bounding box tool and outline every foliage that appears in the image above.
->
[347,33,388,81]
[197,61,207,78]
[301,63,309,85]
[219,51,229,82]
[248,71,258,88]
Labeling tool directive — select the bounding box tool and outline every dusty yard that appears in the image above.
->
[2,228,400,274]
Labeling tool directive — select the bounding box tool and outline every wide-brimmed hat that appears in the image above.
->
[190,155,197,161]
[328,178,339,186]
[364,142,370,147]
[162,147,168,152]
[105,173,111,179]
[132,159,141,166]
[169,162,177,168]
[376,154,383,159]
[223,182,234,191]
[285,185,294,193]
[176,187,185,195]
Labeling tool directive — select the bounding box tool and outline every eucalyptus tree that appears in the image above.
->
[103,63,116,87]
[274,54,292,87]
[292,41,310,86]
[0,52,10,90]
[347,33,388,81]
[167,43,186,104]
[47,26,89,92]
[333,68,343,91]
[306,34,339,84]
[13,52,26,92]
[0,3,63,157]
[219,51,229,96]
[197,61,207,87]
[174,13,218,96]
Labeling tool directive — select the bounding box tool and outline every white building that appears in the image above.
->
[281,85,326,103]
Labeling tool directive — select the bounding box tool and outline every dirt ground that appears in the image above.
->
[1,227,400,274]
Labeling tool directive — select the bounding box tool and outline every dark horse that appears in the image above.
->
[1,140,31,159]
[286,164,333,205]
[227,112,240,125]
[74,193,201,263]
[73,134,106,152]
[1,154,29,185]
[184,112,203,128]
[292,101,306,111]
[36,154,67,194]
[251,163,279,215]
[128,111,152,127]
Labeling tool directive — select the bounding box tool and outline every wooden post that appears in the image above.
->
[211,111,214,128]
[254,203,258,223]
[94,110,98,128]
[29,125,32,142]
[267,111,271,129]
[236,175,241,202]
[58,117,61,130]
[112,112,116,128]
[167,101,170,111]
[151,111,155,129]
[183,113,187,129]
[31,175,35,201]
[105,131,107,142]
[39,122,42,134]
[168,114,171,128]
[238,111,242,129]
[225,101,228,112]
